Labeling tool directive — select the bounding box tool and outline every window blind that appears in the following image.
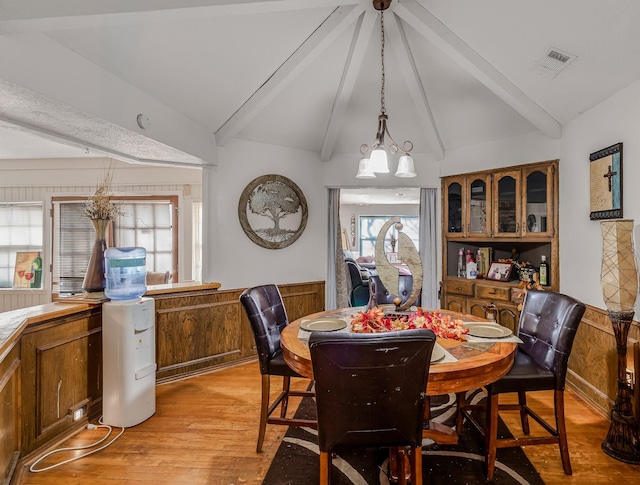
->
[0,202,44,287]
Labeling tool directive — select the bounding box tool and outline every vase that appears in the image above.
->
[600,220,640,463]
[82,219,110,293]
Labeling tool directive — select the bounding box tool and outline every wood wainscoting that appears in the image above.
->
[154,281,325,383]
[567,304,639,419]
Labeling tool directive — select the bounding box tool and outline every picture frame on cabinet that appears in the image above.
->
[486,262,513,282]
[590,142,623,220]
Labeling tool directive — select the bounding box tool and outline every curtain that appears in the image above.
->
[327,188,350,310]
[419,188,438,308]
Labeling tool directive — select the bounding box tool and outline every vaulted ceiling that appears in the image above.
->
[1,1,640,165]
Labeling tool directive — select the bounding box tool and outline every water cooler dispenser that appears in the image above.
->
[102,247,156,427]
[102,298,156,427]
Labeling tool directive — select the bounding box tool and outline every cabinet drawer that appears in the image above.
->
[444,280,475,296]
[476,285,511,302]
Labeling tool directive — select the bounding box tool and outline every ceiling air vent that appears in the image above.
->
[534,46,577,78]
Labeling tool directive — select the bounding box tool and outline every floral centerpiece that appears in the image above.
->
[350,307,469,340]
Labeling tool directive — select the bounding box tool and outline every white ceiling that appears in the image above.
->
[1,0,640,164]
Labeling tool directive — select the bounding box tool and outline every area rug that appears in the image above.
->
[263,389,545,484]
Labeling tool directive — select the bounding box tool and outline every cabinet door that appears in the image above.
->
[444,295,467,314]
[496,303,519,334]
[522,164,554,237]
[468,299,488,319]
[443,177,464,236]
[493,170,521,237]
[466,174,492,237]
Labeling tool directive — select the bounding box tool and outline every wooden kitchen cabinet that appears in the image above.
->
[443,278,521,331]
[441,160,559,323]
[20,307,103,455]
[443,173,492,238]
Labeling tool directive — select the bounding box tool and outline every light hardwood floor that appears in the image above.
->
[16,361,640,484]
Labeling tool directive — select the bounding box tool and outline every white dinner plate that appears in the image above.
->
[431,343,446,363]
[463,322,513,338]
[300,317,347,332]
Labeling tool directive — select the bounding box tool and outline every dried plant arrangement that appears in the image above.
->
[83,164,121,220]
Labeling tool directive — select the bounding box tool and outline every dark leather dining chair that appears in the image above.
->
[345,258,370,306]
[309,329,436,485]
[240,284,315,452]
[456,289,586,479]
[369,274,421,307]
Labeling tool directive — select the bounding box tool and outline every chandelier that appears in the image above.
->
[356,0,416,179]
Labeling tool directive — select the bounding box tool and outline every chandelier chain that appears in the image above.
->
[380,10,386,114]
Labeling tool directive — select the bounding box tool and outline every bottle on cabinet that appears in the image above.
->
[466,253,477,279]
[457,248,466,277]
[539,255,549,286]
[476,249,484,278]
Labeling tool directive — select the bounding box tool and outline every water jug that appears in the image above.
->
[104,247,147,300]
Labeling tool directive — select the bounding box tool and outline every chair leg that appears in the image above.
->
[395,448,407,485]
[319,451,331,485]
[518,390,530,435]
[411,446,423,485]
[257,374,270,453]
[555,389,572,475]
[484,393,499,480]
[280,376,291,418]
[455,392,466,435]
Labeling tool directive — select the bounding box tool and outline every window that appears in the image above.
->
[0,202,44,288]
[359,216,419,258]
[52,197,178,294]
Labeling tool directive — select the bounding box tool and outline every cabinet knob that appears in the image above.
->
[456,287,463,290]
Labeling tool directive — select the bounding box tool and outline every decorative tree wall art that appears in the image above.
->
[238,174,308,249]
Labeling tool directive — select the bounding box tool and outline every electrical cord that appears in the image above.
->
[29,419,125,473]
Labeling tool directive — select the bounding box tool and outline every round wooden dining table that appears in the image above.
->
[281,307,517,397]
[281,307,518,479]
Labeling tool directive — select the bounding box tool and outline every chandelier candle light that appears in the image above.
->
[356,0,416,179]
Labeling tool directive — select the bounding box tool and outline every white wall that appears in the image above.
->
[439,131,561,177]
[560,78,640,309]
[210,140,327,290]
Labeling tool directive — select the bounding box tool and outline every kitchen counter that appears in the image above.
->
[1,282,221,359]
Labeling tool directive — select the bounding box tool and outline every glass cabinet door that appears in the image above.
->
[444,178,463,236]
[493,171,521,237]
[467,175,491,237]
[523,165,553,237]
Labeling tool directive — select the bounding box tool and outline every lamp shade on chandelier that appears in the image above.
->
[356,0,416,179]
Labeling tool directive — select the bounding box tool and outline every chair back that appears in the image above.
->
[146,271,170,284]
[345,259,364,289]
[370,274,421,306]
[309,329,436,452]
[517,290,586,389]
[240,284,289,375]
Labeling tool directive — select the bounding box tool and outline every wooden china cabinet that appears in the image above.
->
[441,160,559,333]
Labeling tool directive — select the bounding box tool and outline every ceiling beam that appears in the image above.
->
[216,4,364,147]
[388,13,444,160]
[395,0,562,139]
[320,10,377,162]
[0,1,356,33]
[0,33,216,163]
